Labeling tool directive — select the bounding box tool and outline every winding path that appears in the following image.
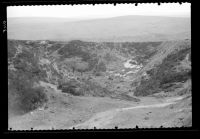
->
[69,96,184,129]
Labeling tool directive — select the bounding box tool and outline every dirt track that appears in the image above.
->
[69,96,185,129]
[8,82,191,130]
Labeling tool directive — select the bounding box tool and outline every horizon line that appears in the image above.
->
[7,14,190,19]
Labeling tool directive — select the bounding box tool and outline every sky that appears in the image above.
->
[7,3,191,19]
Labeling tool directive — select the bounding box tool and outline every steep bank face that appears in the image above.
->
[133,40,191,97]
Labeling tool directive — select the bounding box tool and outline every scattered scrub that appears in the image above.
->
[58,79,112,97]
[93,61,107,76]
[58,80,84,96]
[8,72,48,115]
[8,40,49,115]
[135,46,191,96]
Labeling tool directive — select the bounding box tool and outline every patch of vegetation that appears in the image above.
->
[57,80,82,96]
[93,61,107,76]
[8,70,48,115]
[122,42,161,63]
[47,43,63,53]
[58,79,113,97]
[58,41,91,61]
[19,87,48,112]
[76,61,89,74]
[62,57,90,74]
[87,56,99,71]
[93,72,102,76]
[103,53,115,63]
[57,40,100,71]
[12,49,47,80]
[58,80,84,96]
[135,47,191,96]
[8,40,49,115]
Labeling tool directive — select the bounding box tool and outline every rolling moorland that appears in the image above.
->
[7,16,191,129]
[7,15,190,42]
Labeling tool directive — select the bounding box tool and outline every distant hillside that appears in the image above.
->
[7,15,190,42]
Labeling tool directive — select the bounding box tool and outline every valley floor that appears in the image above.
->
[8,83,192,130]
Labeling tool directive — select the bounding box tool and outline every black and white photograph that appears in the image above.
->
[7,3,191,130]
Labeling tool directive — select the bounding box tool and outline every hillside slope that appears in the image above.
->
[132,40,191,97]
[8,39,191,129]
